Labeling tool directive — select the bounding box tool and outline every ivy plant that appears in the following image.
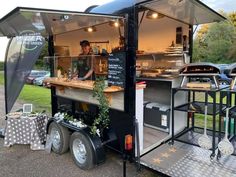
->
[91,77,110,136]
[63,113,74,122]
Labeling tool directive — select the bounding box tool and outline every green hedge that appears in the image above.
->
[0,62,4,71]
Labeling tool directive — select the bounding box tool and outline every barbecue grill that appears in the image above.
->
[179,63,221,88]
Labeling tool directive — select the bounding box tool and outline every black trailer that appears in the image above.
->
[1,0,236,177]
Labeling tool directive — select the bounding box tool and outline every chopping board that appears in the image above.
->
[186,82,211,88]
[142,72,160,77]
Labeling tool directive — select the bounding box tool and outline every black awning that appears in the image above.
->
[137,0,226,25]
[4,35,45,113]
[0,7,123,37]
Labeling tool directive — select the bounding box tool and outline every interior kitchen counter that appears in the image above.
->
[137,76,181,82]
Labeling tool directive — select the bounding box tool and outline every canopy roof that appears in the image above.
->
[0,7,123,37]
[91,0,226,25]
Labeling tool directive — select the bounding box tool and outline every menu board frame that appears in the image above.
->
[108,51,126,88]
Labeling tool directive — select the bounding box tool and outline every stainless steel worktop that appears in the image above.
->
[136,76,181,82]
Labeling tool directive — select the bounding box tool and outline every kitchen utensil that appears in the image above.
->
[198,105,212,149]
[189,102,202,112]
[218,108,234,155]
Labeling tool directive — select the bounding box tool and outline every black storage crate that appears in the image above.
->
[144,102,170,132]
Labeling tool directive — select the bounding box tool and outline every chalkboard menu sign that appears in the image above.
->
[108,52,126,88]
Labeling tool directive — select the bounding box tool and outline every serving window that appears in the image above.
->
[44,18,127,112]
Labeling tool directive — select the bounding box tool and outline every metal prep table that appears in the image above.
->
[218,88,236,158]
[171,86,228,158]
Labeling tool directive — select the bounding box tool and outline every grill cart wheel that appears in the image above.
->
[48,122,70,154]
[70,132,95,170]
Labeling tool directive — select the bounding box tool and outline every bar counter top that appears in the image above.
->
[44,77,146,93]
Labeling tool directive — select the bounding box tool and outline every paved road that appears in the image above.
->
[0,86,158,177]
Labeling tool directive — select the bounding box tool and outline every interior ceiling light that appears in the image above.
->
[146,10,165,19]
[114,21,119,27]
[109,19,124,28]
[84,26,96,32]
[168,0,186,6]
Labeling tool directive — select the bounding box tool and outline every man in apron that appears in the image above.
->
[77,40,94,80]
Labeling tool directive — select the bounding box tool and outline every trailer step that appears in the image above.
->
[140,142,236,177]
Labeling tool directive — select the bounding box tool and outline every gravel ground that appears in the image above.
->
[0,86,158,177]
[0,86,23,128]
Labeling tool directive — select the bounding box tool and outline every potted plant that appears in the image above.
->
[57,65,64,78]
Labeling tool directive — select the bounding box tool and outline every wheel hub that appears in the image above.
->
[73,139,87,164]
[51,127,61,150]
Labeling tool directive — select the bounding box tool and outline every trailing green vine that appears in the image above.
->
[91,77,110,136]
[63,113,74,122]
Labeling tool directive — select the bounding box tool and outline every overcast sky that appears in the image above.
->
[0,0,235,61]
[202,0,236,12]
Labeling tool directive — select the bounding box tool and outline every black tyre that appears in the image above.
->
[70,132,95,170]
[48,122,70,154]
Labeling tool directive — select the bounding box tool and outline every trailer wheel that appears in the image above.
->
[70,132,95,170]
[48,122,69,154]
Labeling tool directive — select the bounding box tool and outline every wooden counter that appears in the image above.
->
[44,77,146,111]
[44,77,123,93]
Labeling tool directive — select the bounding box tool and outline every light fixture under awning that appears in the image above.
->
[139,0,226,25]
[0,7,123,37]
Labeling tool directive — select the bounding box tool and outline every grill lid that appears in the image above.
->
[179,62,221,76]
[224,63,236,77]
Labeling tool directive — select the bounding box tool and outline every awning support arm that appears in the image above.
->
[193,24,199,35]
[138,11,145,29]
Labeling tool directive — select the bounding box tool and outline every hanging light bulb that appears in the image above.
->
[84,26,96,32]
[88,27,93,32]
[109,19,124,28]
[151,13,158,19]
[146,10,165,19]
[114,21,119,27]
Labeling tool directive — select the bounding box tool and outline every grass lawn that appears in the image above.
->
[0,72,51,113]
[0,72,4,85]
[18,85,51,113]
[0,62,3,71]
[189,91,235,130]
[194,114,220,130]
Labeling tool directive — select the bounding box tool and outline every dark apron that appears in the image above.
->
[77,55,95,80]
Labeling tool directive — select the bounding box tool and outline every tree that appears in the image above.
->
[35,43,49,70]
[192,40,207,62]
[196,24,210,42]
[228,12,236,28]
[204,21,235,63]
[192,12,236,63]
[227,12,236,60]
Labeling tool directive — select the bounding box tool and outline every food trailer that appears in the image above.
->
[1,0,236,176]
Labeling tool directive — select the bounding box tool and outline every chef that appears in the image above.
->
[76,40,94,80]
